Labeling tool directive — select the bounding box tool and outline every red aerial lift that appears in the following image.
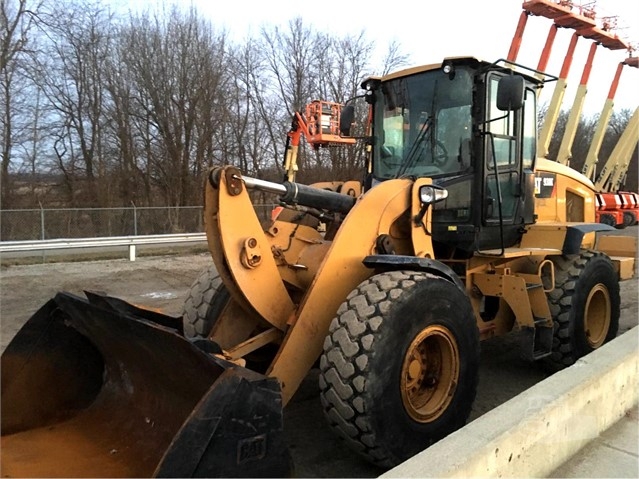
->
[508,1,636,228]
[582,56,639,228]
[594,104,639,227]
[510,0,630,160]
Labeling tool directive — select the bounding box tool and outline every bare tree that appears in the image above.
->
[224,39,275,177]
[261,18,321,117]
[31,0,114,206]
[379,40,410,76]
[319,32,379,179]
[563,114,597,171]
[0,0,37,72]
[1,0,41,208]
[119,5,230,213]
[103,36,144,207]
[259,18,390,182]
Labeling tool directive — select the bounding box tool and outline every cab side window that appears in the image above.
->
[522,87,536,170]
[487,76,516,168]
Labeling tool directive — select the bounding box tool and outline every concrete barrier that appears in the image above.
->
[382,327,639,478]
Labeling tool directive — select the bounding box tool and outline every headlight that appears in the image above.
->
[419,185,448,205]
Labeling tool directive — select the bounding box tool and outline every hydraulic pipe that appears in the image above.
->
[241,175,356,214]
[241,175,288,195]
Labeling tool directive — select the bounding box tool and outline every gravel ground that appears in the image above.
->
[1,238,637,477]
[0,253,213,352]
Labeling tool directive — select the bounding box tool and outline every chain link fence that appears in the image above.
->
[0,204,278,241]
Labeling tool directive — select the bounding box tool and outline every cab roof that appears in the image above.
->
[361,56,546,88]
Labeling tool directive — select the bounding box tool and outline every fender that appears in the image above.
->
[563,223,615,254]
[362,255,465,292]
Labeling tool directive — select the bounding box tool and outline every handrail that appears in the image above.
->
[0,233,207,261]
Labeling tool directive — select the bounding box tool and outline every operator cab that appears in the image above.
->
[359,57,542,254]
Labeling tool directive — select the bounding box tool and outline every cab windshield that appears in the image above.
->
[372,66,473,180]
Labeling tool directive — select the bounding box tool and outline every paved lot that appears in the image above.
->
[549,405,639,478]
[1,228,637,477]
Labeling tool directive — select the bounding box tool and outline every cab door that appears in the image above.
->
[478,73,532,250]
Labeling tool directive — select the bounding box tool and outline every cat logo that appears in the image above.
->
[534,173,556,198]
[237,434,267,464]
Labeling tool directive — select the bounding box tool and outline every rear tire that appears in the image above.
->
[599,213,616,227]
[319,270,479,468]
[182,265,230,338]
[622,211,636,228]
[544,251,619,371]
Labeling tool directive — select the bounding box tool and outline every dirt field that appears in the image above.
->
[1,236,637,477]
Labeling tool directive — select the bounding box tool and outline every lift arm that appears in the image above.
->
[582,61,626,180]
[539,33,579,158]
[556,42,598,166]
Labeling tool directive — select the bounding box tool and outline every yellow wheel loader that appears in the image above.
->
[2,56,636,477]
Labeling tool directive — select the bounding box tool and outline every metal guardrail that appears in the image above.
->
[0,233,207,261]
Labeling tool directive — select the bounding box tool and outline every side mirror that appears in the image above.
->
[497,76,525,111]
[340,105,355,136]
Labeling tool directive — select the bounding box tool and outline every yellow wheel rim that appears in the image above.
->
[584,284,611,349]
[400,325,460,423]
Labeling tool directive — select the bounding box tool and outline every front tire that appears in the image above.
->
[544,251,620,371]
[182,265,230,338]
[319,271,479,468]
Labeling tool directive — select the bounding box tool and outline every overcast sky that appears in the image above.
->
[112,0,638,115]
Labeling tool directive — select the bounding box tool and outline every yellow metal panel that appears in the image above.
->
[472,271,552,329]
[536,158,596,190]
[205,173,266,329]
[206,168,295,331]
[614,257,636,281]
[473,273,535,327]
[520,223,566,250]
[596,234,638,259]
[534,159,596,223]
[267,220,327,291]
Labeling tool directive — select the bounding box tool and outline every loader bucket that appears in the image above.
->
[1,292,291,478]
